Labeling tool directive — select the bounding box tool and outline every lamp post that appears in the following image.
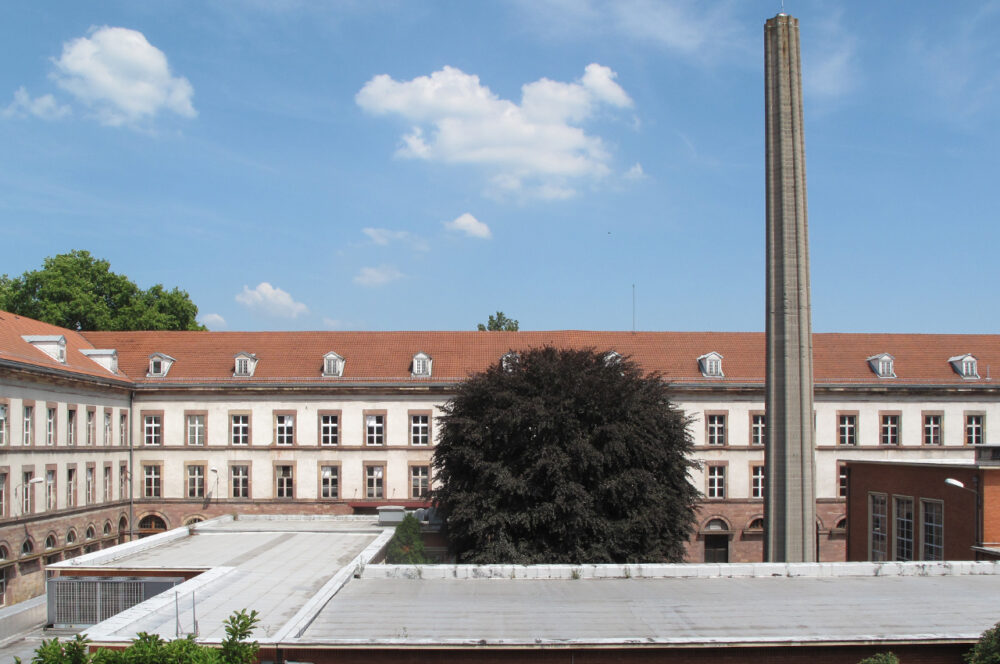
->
[14,476,44,516]
[945,476,982,556]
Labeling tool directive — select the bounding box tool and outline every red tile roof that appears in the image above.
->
[0,311,129,384]
[81,329,1000,387]
[3,311,998,387]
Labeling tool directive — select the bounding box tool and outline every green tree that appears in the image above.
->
[0,250,205,331]
[477,311,518,331]
[967,621,1000,664]
[386,513,430,564]
[858,653,899,664]
[432,346,699,564]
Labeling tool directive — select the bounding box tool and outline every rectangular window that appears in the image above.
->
[869,493,888,561]
[707,465,725,499]
[411,466,429,499]
[838,464,849,498]
[751,413,766,446]
[23,406,33,446]
[838,414,857,446]
[187,465,205,498]
[922,499,944,561]
[706,414,726,446]
[366,465,384,498]
[0,472,5,517]
[966,414,984,446]
[186,414,206,446]
[143,465,161,498]
[923,414,942,445]
[144,415,161,446]
[276,465,294,498]
[119,413,127,446]
[231,465,249,499]
[86,467,94,505]
[0,404,7,446]
[86,410,95,445]
[275,414,295,446]
[751,465,765,500]
[231,414,250,446]
[103,467,112,502]
[119,464,127,500]
[880,414,900,446]
[22,471,34,514]
[46,408,55,446]
[104,412,111,445]
[410,414,429,446]
[366,414,384,446]
[894,496,914,561]
[66,468,77,507]
[46,470,56,511]
[66,409,76,446]
[320,414,339,446]
[321,466,339,499]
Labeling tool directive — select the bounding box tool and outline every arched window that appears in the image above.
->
[21,539,34,556]
[85,526,96,540]
[704,518,729,531]
[835,517,847,530]
[138,515,168,538]
[183,516,204,526]
[0,545,9,560]
[45,535,57,550]
[747,517,765,530]
[66,530,77,544]
[103,521,112,536]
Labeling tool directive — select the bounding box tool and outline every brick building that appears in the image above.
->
[846,452,1000,562]
[3,308,1000,604]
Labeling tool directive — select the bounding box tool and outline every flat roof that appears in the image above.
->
[63,515,392,644]
[61,518,1000,651]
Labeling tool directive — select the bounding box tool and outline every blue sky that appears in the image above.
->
[2,1,999,333]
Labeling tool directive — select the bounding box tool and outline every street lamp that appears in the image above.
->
[945,476,982,553]
[15,476,44,516]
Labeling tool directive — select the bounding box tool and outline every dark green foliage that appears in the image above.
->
[477,311,518,331]
[386,513,430,564]
[967,621,1000,664]
[858,652,899,664]
[14,609,259,664]
[432,346,699,564]
[0,250,205,331]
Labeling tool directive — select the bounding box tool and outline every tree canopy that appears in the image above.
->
[477,311,518,331]
[0,250,205,331]
[432,346,699,564]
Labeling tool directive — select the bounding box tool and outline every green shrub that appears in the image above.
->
[386,513,430,564]
[858,652,899,664]
[967,621,1000,664]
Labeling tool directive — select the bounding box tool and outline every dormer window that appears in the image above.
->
[234,352,258,378]
[501,351,520,372]
[949,354,979,379]
[603,351,622,366]
[867,353,895,378]
[21,335,67,363]
[697,352,724,378]
[147,353,175,377]
[412,352,432,378]
[322,352,345,377]
[81,349,119,374]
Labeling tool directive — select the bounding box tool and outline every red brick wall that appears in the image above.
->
[983,470,1000,546]
[846,462,978,561]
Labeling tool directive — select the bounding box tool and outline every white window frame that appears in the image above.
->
[966,414,984,446]
[366,414,384,446]
[923,414,942,446]
[320,415,339,446]
[0,404,7,446]
[838,414,857,446]
[104,412,111,445]
[66,468,77,507]
[45,470,56,511]
[231,465,249,499]
[707,465,725,499]
[144,415,161,446]
[276,465,294,499]
[86,467,94,505]
[187,414,206,446]
[276,414,294,446]
[880,414,900,446]
[22,406,33,446]
[411,466,429,499]
[751,414,766,446]
[86,410,95,446]
[231,414,249,446]
[411,414,429,446]
[187,466,205,498]
[46,408,55,446]
[921,499,944,561]
[366,465,384,499]
[321,466,338,499]
[66,410,75,446]
[706,414,726,446]
[751,465,765,500]
[143,465,161,498]
[894,496,914,562]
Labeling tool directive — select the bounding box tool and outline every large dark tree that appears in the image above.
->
[0,250,205,331]
[432,346,699,564]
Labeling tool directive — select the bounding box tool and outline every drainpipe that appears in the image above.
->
[129,390,135,541]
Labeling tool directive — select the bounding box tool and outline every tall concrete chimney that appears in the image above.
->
[764,13,816,562]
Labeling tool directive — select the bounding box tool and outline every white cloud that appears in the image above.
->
[235,282,308,318]
[356,63,633,199]
[198,313,227,329]
[353,265,404,287]
[322,317,342,329]
[51,26,196,126]
[443,213,492,239]
[362,227,429,251]
[2,87,71,120]
[803,10,858,100]
[624,162,646,180]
